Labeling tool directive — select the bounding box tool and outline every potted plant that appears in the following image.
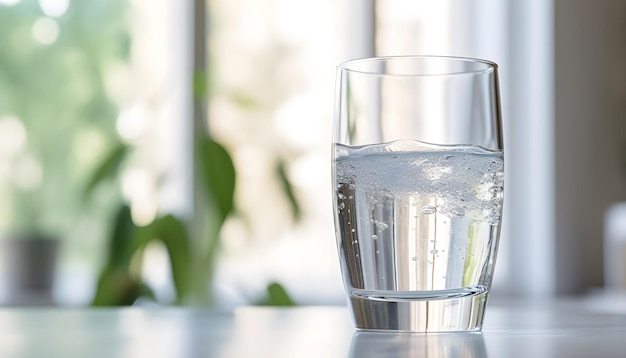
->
[1,232,60,306]
[1,192,61,306]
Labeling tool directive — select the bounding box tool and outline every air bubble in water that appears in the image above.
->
[421,205,437,215]
[487,214,501,224]
[430,249,438,255]
[338,202,345,210]
[338,193,346,199]
[375,221,389,230]
[451,208,465,218]
[351,229,355,233]
[372,235,378,240]
[412,256,419,261]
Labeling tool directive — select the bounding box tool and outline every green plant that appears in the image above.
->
[91,205,193,305]
[86,0,301,304]
[87,136,236,306]
[86,131,302,306]
[255,282,296,306]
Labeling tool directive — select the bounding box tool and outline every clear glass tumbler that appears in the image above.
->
[332,56,504,332]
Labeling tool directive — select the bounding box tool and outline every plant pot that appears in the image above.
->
[1,235,60,306]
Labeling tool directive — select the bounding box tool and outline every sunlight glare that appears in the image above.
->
[31,17,60,45]
[0,116,27,158]
[39,0,69,17]
[121,168,158,226]
[14,154,43,191]
[116,105,147,143]
[0,0,21,6]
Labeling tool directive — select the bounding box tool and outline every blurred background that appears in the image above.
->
[0,0,625,307]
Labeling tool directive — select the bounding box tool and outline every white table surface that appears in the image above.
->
[0,298,625,358]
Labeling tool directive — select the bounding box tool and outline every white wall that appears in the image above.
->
[554,0,626,294]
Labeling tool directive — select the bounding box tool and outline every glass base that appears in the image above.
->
[348,287,488,332]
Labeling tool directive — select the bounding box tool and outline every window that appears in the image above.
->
[2,0,620,306]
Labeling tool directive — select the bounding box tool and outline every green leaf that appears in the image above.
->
[94,207,192,306]
[92,204,143,306]
[138,214,192,305]
[92,270,151,306]
[83,142,128,199]
[198,138,236,223]
[107,204,137,270]
[196,138,236,305]
[256,282,297,306]
[276,159,301,222]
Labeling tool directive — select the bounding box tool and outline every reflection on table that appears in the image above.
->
[350,331,487,358]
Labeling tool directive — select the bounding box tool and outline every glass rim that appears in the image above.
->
[337,55,498,77]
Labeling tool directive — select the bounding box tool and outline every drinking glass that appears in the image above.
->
[332,56,504,332]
